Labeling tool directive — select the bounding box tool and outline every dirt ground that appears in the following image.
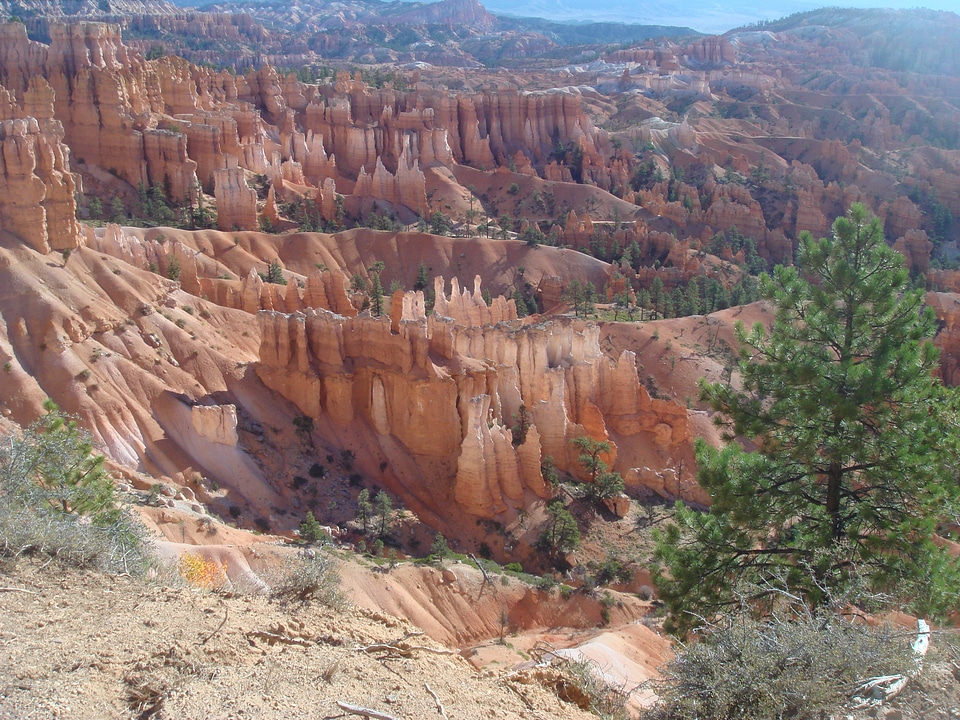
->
[0,559,600,720]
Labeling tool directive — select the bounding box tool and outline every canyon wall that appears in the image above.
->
[0,21,632,226]
[0,79,79,252]
[255,277,691,521]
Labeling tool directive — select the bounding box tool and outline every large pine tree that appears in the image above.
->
[655,204,960,635]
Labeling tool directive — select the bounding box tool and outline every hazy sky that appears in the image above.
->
[471,0,960,34]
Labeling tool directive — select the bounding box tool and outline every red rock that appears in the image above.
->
[256,280,691,519]
[684,37,737,66]
[214,166,257,231]
[0,113,79,253]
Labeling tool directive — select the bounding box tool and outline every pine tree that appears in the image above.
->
[572,436,624,504]
[266,259,287,285]
[413,262,430,292]
[537,499,581,559]
[356,488,372,536]
[374,490,393,539]
[582,281,597,318]
[109,196,126,223]
[430,532,450,560]
[166,255,181,282]
[27,400,116,519]
[299,511,326,544]
[370,272,384,316]
[650,277,664,317]
[625,239,642,271]
[368,262,385,316]
[562,279,585,316]
[654,204,960,635]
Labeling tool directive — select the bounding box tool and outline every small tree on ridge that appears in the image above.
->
[654,204,960,635]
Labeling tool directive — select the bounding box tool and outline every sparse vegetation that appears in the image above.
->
[292,414,314,439]
[554,656,630,720]
[271,549,344,607]
[643,586,916,720]
[0,400,150,574]
[298,511,329,544]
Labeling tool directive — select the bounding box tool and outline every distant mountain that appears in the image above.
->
[496,15,698,46]
[191,0,697,42]
[742,7,960,75]
[474,0,960,35]
[0,0,177,16]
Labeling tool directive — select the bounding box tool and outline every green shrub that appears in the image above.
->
[166,256,181,282]
[272,549,344,607]
[644,601,915,720]
[298,511,329,544]
[0,400,150,574]
[429,532,450,561]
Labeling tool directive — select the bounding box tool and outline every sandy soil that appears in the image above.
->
[0,558,602,720]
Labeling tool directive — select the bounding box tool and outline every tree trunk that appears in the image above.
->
[826,461,843,541]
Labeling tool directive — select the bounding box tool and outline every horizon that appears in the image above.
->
[405,0,960,34]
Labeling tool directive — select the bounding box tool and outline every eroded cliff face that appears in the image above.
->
[0,79,79,253]
[0,21,202,203]
[255,275,691,524]
[0,21,636,230]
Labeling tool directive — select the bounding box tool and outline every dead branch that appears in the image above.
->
[424,682,448,718]
[357,641,453,658]
[468,553,491,585]
[0,587,39,595]
[199,606,228,645]
[503,682,536,711]
[246,630,312,647]
[335,701,400,720]
[851,619,930,709]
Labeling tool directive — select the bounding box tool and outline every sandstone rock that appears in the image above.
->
[214,166,257,231]
[256,280,692,520]
[685,36,737,66]
[603,493,631,518]
[0,113,79,252]
[191,403,240,446]
[893,229,933,276]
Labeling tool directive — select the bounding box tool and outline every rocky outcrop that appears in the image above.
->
[256,279,690,520]
[353,151,428,217]
[0,21,202,201]
[928,292,960,387]
[214,166,257,231]
[684,37,737,66]
[390,0,497,30]
[894,229,934,276]
[0,21,637,233]
[191,403,239,446]
[432,275,516,326]
[0,94,79,252]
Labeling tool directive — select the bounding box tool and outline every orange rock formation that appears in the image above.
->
[255,276,691,523]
